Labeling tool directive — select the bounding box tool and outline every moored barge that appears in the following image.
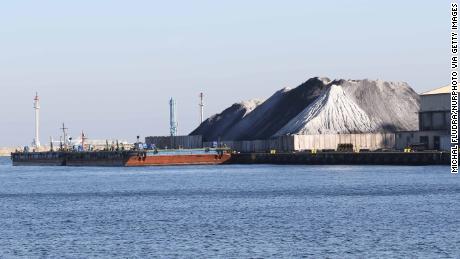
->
[11,148,231,167]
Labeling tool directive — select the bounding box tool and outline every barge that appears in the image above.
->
[11,148,231,167]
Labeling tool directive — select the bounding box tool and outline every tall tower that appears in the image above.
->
[169,98,178,136]
[33,92,41,147]
[199,92,204,124]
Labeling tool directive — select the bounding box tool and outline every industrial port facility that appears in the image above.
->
[8,81,452,166]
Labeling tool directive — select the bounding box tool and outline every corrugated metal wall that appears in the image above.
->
[204,133,395,152]
[294,133,395,151]
[145,135,203,149]
[204,136,295,153]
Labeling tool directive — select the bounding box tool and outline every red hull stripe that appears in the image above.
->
[125,154,231,166]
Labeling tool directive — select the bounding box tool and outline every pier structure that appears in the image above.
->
[229,151,450,165]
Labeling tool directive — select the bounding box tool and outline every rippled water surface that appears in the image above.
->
[0,157,458,258]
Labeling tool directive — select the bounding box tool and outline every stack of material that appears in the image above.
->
[191,77,420,142]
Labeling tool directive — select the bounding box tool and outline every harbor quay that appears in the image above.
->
[228,151,450,166]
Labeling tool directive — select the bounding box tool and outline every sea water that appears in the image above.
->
[0,157,458,258]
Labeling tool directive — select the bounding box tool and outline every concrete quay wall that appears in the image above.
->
[229,151,449,166]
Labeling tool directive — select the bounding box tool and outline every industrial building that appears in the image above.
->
[396,85,451,150]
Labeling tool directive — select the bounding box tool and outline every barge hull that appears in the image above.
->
[12,159,64,166]
[11,150,231,167]
[125,154,231,166]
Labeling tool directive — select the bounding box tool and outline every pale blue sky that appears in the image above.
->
[0,0,450,146]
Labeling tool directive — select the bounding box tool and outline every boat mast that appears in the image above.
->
[61,123,68,150]
[81,130,87,151]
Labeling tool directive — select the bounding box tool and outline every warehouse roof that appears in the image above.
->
[421,85,450,95]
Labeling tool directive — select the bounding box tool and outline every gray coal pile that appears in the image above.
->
[190,77,420,141]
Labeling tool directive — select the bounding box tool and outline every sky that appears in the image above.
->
[0,0,450,146]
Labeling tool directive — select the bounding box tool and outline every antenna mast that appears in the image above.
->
[61,123,68,149]
[33,92,41,148]
[199,92,204,124]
